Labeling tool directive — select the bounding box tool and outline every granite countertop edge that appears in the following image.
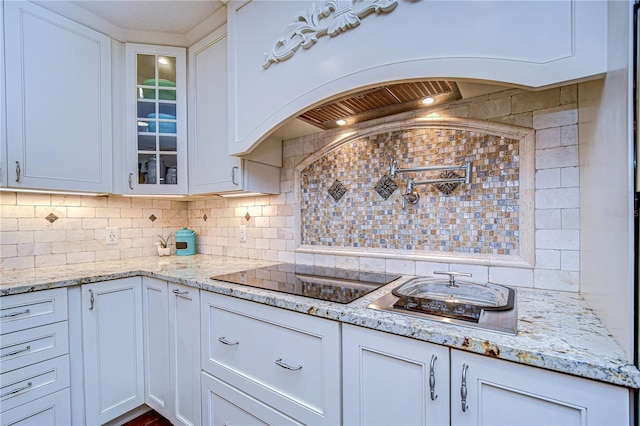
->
[1,255,638,389]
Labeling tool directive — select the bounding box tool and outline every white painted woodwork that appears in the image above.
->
[0,388,71,426]
[142,277,171,419]
[1,0,6,188]
[450,349,630,426]
[142,278,201,426]
[227,0,607,155]
[0,288,67,335]
[0,322,69,374]
[0,354,70,413]
[342,324,450,426]
[124,44,188,195]
[201,371,302,426]
[4,0,112,192]
[188,26,280,195]
[81,278,144,425]
[200,291,340,425]
[168,282,201,426]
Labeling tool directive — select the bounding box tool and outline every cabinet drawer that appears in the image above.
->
[201,371,301,426]
[1,322,69,374]
[0,388,70,426]
[0,355,70,412]
[201,292,340,425]
[0,289,67,334]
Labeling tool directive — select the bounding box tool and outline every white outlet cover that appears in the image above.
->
[106,227,118,245]
[239,225,247,243]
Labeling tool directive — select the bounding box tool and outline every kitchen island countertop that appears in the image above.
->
[1,254,638,389]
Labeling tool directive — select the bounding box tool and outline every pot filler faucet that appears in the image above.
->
[389,157,472,208]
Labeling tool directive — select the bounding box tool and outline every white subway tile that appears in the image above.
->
[561,209,580,230]
[315,254,336,268]
[535,188,579,209]
[489,267,533,287]
[535,249,561,269]
[34,230,66,243]
[294,252,315,265]
[561,124,578,146]
[536,230,579,250]
[534,269,579,291]
[415,261,449,277]
[386,259,416,275]
[535,209,561,230]
[0,218,18,231]
[0,245,17,258]
[18,242,51,257]
[532,105,577,129]
[561,250,580,271]
[278,251,294,263]
[52,241,82,254]
[535,145,578,169]
[535,169,560,189]
[359,257,385,272]
[451,264,488,284]
[35,254,66,268]
[94,250,121,262]
[67,251,95,264]
[534,127,561,150]
[560,167,579,187]
[1,256,34,270]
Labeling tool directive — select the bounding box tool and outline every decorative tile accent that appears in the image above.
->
[203,214,208,221]
[300,128,520,255]
[149,214,157,222]
[45,213,58,223]
[374,175,398,200]
[244,212,251,221]
[433,170,461,195]
[328,180,347,202]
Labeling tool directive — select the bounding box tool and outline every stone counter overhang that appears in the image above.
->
[1,254,638,389]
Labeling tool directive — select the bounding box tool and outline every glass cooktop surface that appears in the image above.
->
[211,263,401,304]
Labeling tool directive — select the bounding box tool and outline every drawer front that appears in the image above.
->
[0,289,68,334]
[0,388,71,426]
[0,322,69,374]
[201,372,302,426]
[201,292,340,425]
[0,355,70,412]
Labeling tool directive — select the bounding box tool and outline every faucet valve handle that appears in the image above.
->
[433,271,472,287]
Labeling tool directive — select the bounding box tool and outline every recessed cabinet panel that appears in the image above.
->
[4,1,112,192]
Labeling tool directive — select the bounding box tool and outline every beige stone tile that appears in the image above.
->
[81,196,109,207]
[18,218,52,231]
[534,269,579,291]
[488,267,533,287]
[95,207,121,218]
[51,195,83,206]
[0,218,18,231]
[108,197,132,208]
[2,205,35,218]
[535,229,579,250]
[536,145,578,169]
[35,253,66,268]
[1,256,34,270]
[52,241,82,254]
[16,193,51,206]
[532,104,578,129]
[67,251,95,264]
[67,206,96,218]
[468,97,511,119]
[535,249,561,269]
[511,88,560,114]
[0,244,17,258]
[0,192,17,205]
[2,231,34,244]
[560,85,577,105]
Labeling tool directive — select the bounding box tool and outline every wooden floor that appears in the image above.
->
[122,409,173,426]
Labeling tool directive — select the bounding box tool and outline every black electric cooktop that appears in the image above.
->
[211,263,401,304]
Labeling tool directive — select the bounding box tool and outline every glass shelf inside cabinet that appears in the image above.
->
[136,54,178,186]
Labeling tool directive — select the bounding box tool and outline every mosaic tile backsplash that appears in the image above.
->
[300,128,520,255]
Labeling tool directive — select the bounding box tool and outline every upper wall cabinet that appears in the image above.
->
[4,0,113,193]
[124,44,188,195]
[227,0,607,155]
[188,26,280,195]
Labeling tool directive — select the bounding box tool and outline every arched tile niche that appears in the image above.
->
[295,117,535,267]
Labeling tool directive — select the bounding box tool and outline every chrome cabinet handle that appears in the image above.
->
[1,308,30,318]
[2,345,31,358]
[128,173,134,190]
[429,354,437,401]
[15,161,21,182]
[461,363,469,412]
[172,289,189,295]
[89,289,95,310]
[275,357,302,371]
[218,336,239,346]
[1,381,32,398]
[231,166,238,185]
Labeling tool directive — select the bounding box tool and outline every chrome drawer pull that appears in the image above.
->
[429,354,437,401]
[1,308,30,319]
[461,363,469,412]
[1,345,31,358]
[172,289,189,295]
[275,357,302,371]
[218,336,239,346]
[1,381,32,398]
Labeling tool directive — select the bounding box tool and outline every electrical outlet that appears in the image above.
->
[106,227,118,245]
[239,225,247,243]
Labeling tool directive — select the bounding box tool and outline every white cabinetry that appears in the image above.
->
[0,288,71,426]
[124,44,187,195]
[81,278,144,425]
[142,278,201,426]
[343,324,630,426]
[200,292,340,425]
[450,349,630,426]
[3,0,112,193]
[188,26,280,195]
[342,324,450,426]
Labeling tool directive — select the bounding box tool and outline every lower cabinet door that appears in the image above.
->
[82,278,144,425]
[0,388,71,426]
[342,324,450,426]
[450,349,630,426]
[201,372,302,426]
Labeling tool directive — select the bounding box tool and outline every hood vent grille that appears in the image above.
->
[298,80,461,130]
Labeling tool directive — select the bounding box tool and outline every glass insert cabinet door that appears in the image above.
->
[125,44,186,194]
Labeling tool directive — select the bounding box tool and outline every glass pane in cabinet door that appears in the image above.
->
[159,135,176,152]
[157,56,177,101]
[137,133,156,151]
[137,54,156,99]
[161,154,177,185]
[138,153,156,185]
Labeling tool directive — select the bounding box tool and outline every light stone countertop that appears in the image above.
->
[1,254,638,389]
